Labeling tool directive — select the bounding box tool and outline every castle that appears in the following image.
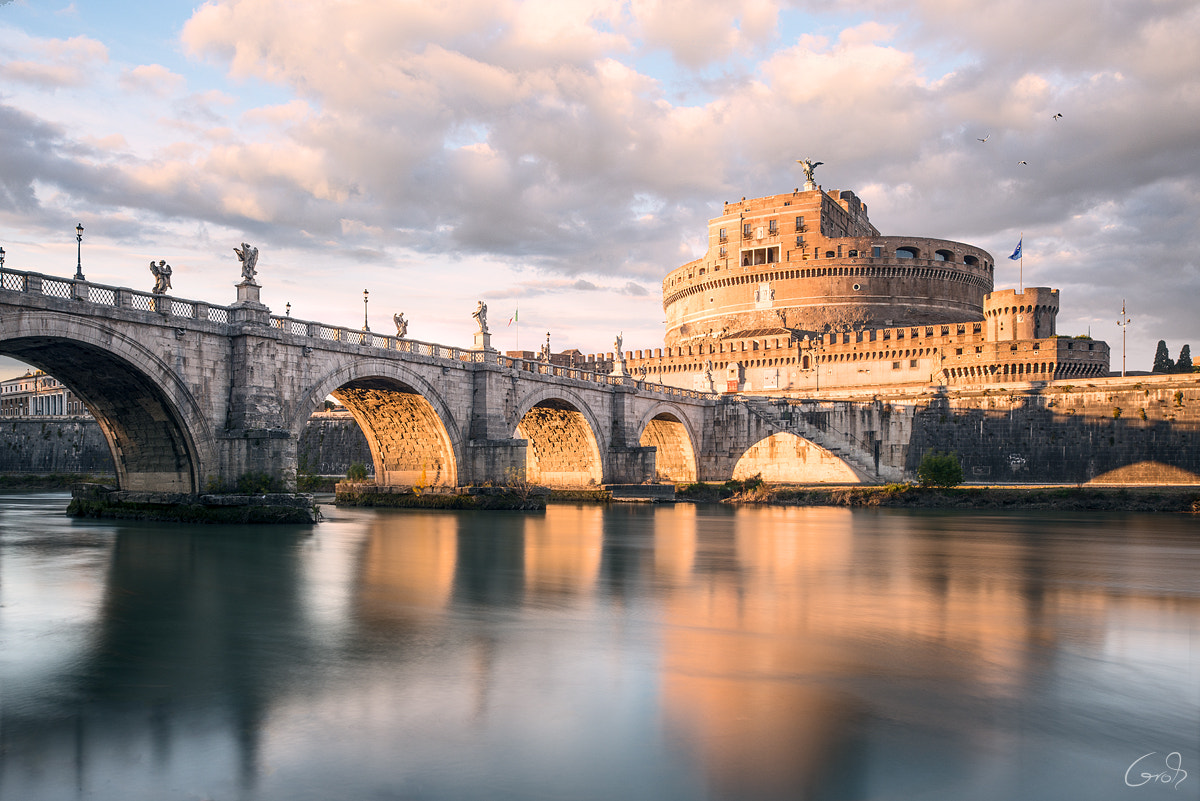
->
[610,184,1110,395]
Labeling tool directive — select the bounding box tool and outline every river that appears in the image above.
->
[1,492,1196,801]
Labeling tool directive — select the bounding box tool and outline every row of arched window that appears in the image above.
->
[944,361,1105,382]
[664,264,992,308]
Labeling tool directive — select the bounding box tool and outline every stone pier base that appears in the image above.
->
[68,483,319,524]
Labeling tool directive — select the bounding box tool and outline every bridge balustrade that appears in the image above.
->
[1,267,723,402]
[0,268,234,324]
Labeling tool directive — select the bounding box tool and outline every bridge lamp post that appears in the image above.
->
[362,289,370,332]
[74,223,85,281]
[285,302,291,317]
[0,245,5,271]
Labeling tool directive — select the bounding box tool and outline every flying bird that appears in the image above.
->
[1052,113,1063,121]
[1017,160,1028,165]
[977,134,990,142]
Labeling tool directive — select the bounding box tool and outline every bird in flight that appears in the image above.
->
[1017,160,1028,165]
[977,134,990,142]
[1052,113,1063,121]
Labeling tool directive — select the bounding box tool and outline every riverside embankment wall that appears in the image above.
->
[900,375,1200,483]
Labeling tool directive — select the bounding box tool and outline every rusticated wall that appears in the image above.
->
[0,417,115,474]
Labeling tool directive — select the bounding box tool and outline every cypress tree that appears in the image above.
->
[1152,340,1174,373]
[1175,344,1193,373]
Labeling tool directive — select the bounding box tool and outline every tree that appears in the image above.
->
[1174,344,1193,374]
[1152,340,1174,373]
[917,451,964,488]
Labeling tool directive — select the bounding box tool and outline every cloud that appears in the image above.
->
[0,34,108,89]
[0,1,1197,363]
[118,64,186,97]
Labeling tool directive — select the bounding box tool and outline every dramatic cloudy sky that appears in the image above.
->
[1,0,1197,378]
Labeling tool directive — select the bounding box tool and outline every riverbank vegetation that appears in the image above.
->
[717,483,1200,512]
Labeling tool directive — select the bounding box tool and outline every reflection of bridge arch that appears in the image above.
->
[0,314,213,492]
[295,360,461,487]
[733,432,861,484]
[636,403,699,483]
[512,387,606,487]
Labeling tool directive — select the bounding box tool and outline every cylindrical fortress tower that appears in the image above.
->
[984,287,1059,341]
[661,188,995,345]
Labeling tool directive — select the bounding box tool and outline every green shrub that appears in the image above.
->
[916,451,963,488]
[346,462,369,481]
[723,473,764,494]
[235,471,282,494]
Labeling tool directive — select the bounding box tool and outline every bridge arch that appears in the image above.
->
[511,386,607,487]
[733,432,862,484]
[294,359,462,488]
[0,313,214,492]
[636,402,699,483]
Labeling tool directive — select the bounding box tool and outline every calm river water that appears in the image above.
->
[1,492,1197,801]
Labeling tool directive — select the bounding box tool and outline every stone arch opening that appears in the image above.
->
[638,412,698,483]
[0,336,204,492]
[732,432,861,484]
[515,399,603,487]
[332,376,458,488]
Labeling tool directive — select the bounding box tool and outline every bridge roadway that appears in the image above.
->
[0,269,886,494]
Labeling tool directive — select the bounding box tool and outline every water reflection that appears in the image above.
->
[0,496,1196,801]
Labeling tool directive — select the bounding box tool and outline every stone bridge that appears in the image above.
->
[0,269,885,494]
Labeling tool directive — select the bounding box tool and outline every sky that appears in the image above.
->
[1,0,1197,379]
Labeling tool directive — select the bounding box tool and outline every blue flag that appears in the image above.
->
[1009,238,1022,260]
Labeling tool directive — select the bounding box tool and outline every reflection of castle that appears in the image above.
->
[626,186,1110,394]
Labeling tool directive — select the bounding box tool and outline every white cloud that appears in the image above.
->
[0,1,1196,365]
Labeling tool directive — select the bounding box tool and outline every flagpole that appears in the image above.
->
[1019,231,1023,293]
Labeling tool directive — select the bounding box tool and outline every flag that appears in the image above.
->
[1009,238,1022,260]
[508,308,518,326]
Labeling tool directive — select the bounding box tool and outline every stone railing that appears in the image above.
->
[0,268,232,323]
[268,315,488,362]
[0,267,720,399]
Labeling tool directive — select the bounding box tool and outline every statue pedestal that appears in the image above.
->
[473,331,492,351]
[609,357,628,377]
[235,281,263,305]
[231,281,269,326]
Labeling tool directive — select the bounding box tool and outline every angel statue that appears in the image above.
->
[613,331,623,355]
[233,242,259,283]
[149,260,172,295]
[393,312,408,339]
[472,301,488,334]
[797,158,823,188]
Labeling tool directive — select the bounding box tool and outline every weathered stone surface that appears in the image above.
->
[2,275,1197,493]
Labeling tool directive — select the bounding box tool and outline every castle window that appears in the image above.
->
[935,249,953,261]
[848,249,858,257]
[825,251,835,258]
[719,246,727,256]
[892,361,901,370]
[910,359,919,368]
[743,223,752,237]
[964,255,979,266]
[795,216,805,231]
[768,220,777,234]
[896,247,918,258]
[719,228,727,241]
[872,246,882,258]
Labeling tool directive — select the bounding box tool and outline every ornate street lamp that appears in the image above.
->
[286,302,291,317]
[0,245,6,271]
[74,223,85,281]
[362,289,370,332]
